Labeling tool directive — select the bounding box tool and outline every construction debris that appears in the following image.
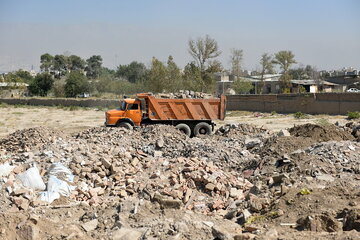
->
[0,122,359,239]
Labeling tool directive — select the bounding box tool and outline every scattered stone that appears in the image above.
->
[81,219,98,232]
[277,129,291,137]
[111,227,143,240]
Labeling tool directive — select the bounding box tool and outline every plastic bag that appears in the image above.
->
[38,191,60,203]
[48,163,74,182]
[17,165,46,191]
[38,163,76,203]
[0,162,15,178]
[47,175,75,197]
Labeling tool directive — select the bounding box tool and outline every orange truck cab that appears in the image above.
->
[105,98,143,127]
[105,93,226,136]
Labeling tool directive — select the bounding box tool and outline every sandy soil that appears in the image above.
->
[0,106,104,138]
[0,106,349,138]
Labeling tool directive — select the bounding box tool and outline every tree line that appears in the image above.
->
[1,35,321,97]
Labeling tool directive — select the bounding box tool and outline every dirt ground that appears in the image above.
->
[0,106,349,137]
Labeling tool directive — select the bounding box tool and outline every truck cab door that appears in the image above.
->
[125,103,142,126]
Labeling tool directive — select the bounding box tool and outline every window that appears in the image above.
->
[118,101,127,111]
[128,104,138,110]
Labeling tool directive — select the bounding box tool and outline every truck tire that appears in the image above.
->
[194,122,212,136]
[175,123,191,136]
[117,122,133,130]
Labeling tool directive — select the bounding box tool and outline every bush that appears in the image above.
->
[315,118,330,126]
[28,73,54,96]
[233,78,254,94]
[347,111,360,120]
[294,111,307,119]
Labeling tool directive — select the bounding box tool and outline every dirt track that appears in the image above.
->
[0,106,349,137]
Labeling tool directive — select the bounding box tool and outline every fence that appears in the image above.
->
[0,93,359,115]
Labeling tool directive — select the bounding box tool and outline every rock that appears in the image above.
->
[316,174,335,182]
[205,183,216,191]
[16,224,39,240]
[101,158,112,169]
[156,138,165,148]
[154,151,163,157]
[131,158,139,167]
[245,138,261,149]
[111,227,143,240]
[202,221,214,228]
[161,199,182,209]
[296,214,341,232]
[278,129,291,137]
[211,225,232,240]
[81,219,98,232]
[234,233,256,240]
[272,174,289,184]
[12,197,29,210]
[343,209,360,231]
[230,188,244,199]
[264,229,278,240]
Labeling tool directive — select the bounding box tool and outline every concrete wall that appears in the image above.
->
[0,98,120,108]
[0,93,359,115]
[226,93,360,115]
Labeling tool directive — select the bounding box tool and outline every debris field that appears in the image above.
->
[0,121,360,239]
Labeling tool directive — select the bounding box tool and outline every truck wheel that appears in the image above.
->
[175,123,191,136]
[117,122,133,130]
[194,122,212,136]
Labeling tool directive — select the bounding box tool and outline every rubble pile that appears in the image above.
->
[0,122,360,239]
[0,127,66,154]
[344,121,360,141]
[155,90,213,99]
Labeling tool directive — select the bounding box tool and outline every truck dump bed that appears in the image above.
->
[137,94,226,121]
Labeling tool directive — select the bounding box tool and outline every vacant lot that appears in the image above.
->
[0,105,349,138]
[0,105,359,239]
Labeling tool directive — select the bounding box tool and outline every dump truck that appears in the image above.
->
[105,93,226,136]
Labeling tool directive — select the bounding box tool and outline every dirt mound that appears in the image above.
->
[259,136,317,158]
[289,123,354,142]
[216,123,269,137]
[0,127,66,153]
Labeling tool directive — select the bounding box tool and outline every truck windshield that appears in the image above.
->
[118,101,127,111]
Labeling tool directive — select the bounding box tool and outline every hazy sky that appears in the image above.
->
[0,0,359,72]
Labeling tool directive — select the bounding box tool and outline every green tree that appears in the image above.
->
[166,56,182,92]
[14,70,34,83]
[64,71,90,97]
[68,55,85,71]
[203,60,223,93]
[188,35,222,92]
[182,62,202,91]
[233,78,254,94]
[273,51,296,93]
[53,54,68,77]
[116,61,148,83]
[3,72,22,83]
[40,53,54,72]
[52,79,66,97]
[28,73,54,96]
[85,55,103,79]
[147,57,167,93]
[273,51,296,73]
[258,53,274,93]
[230,48,243,77]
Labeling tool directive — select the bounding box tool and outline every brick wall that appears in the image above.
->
[226,93,360,114]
